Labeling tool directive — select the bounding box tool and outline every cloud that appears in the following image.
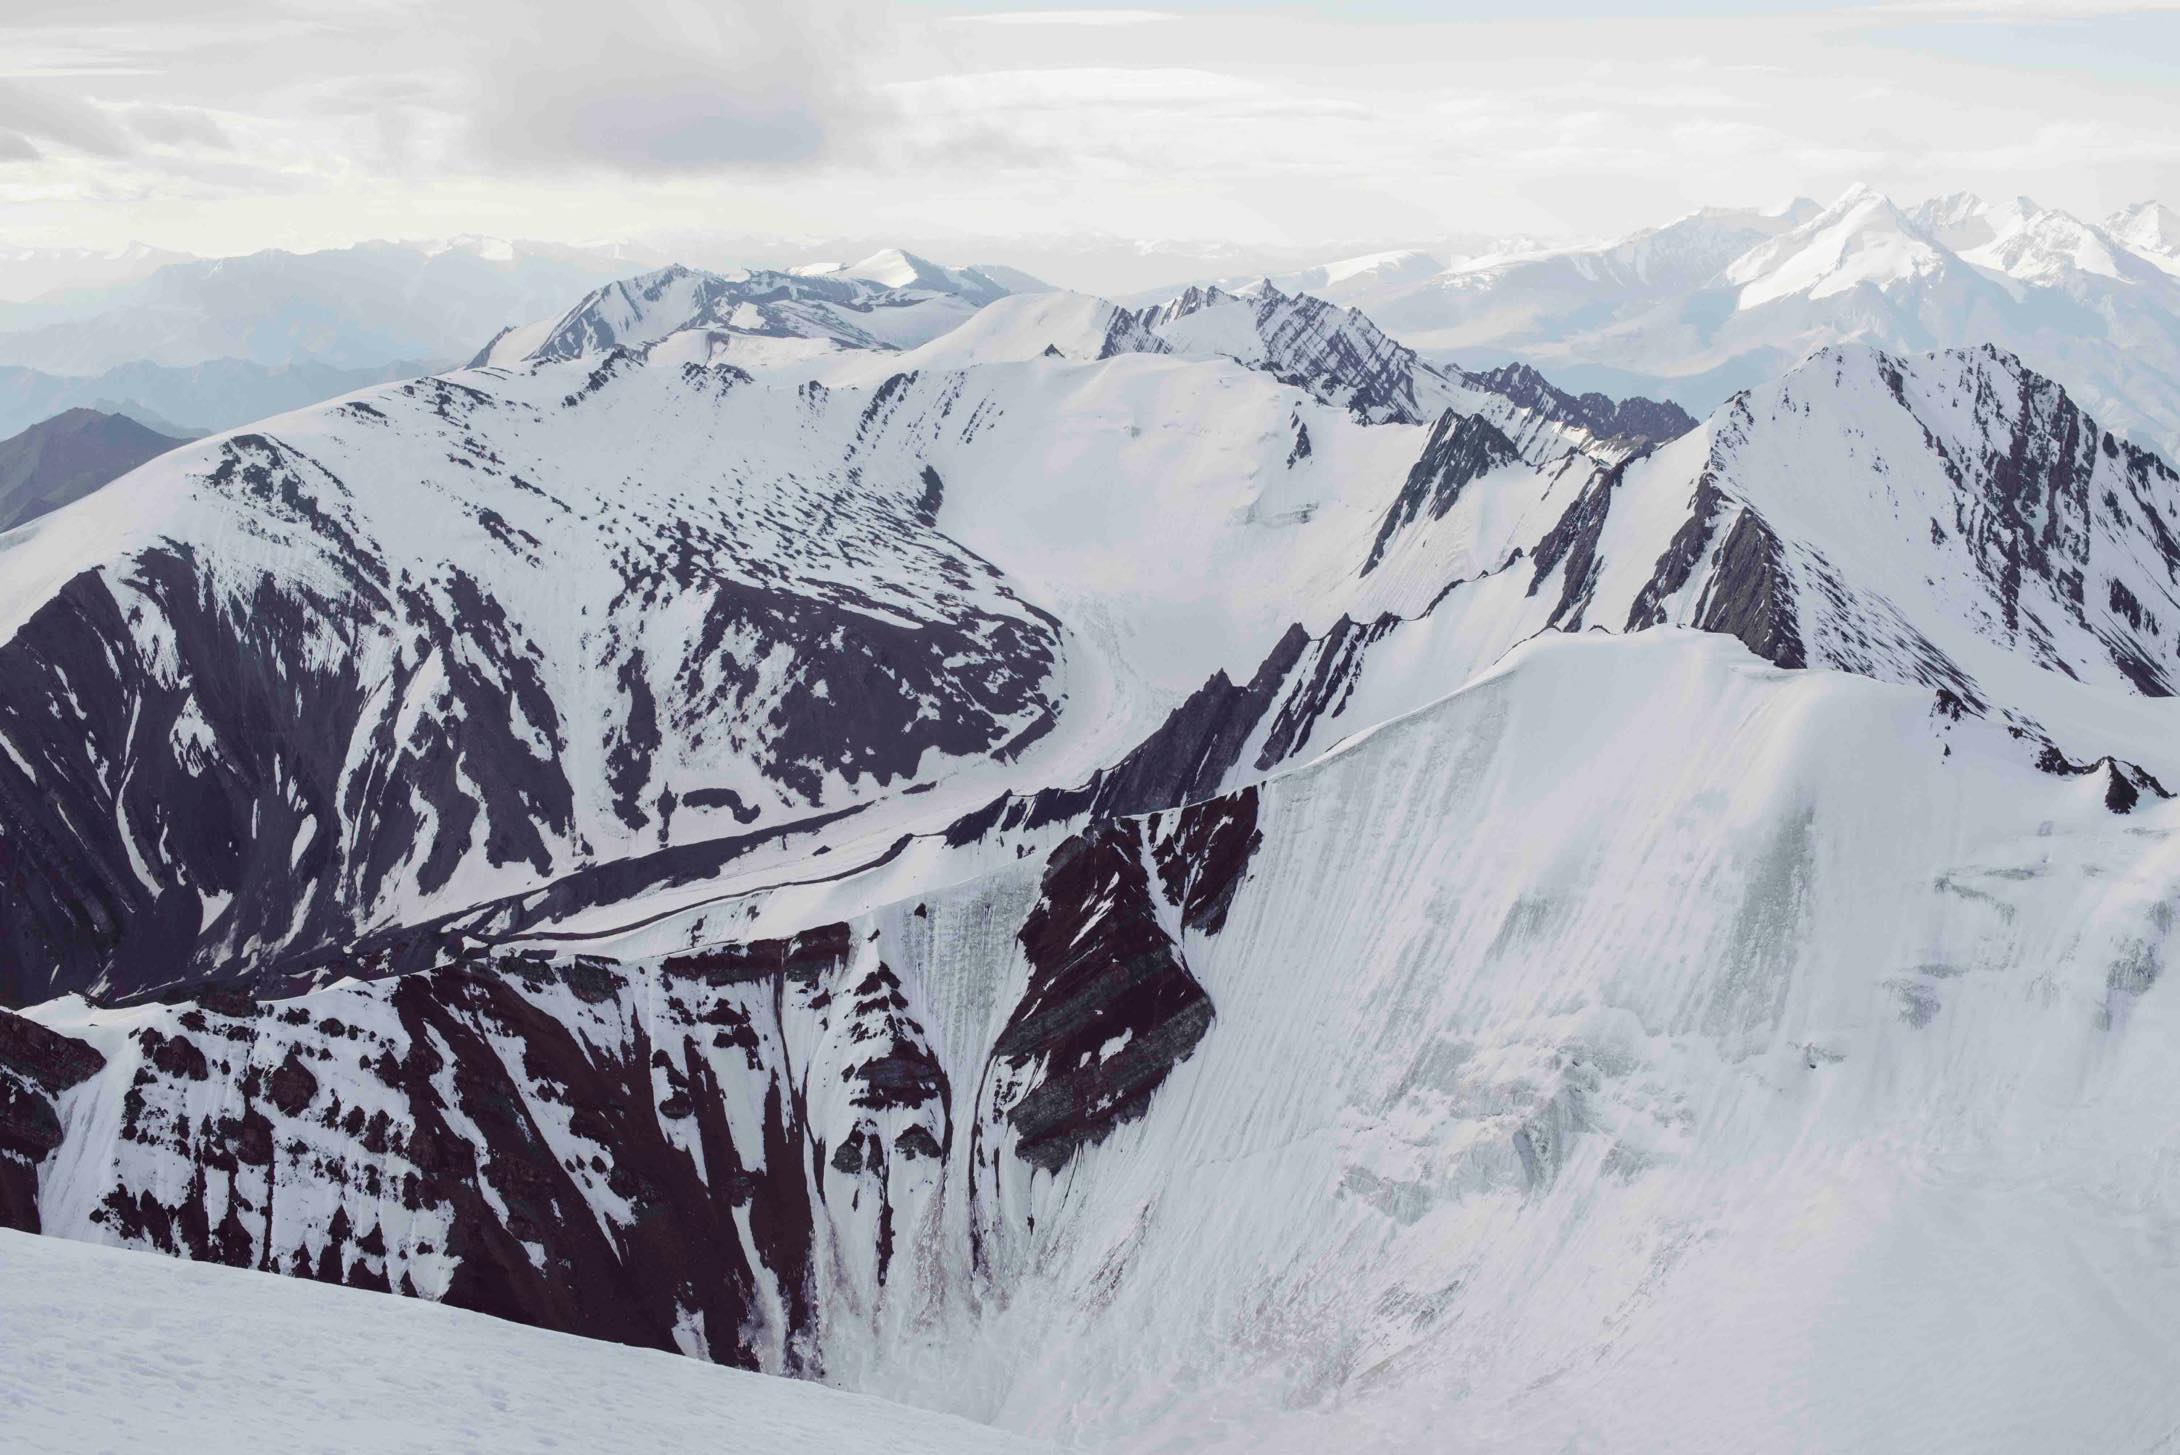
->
[456,0,878,174]
[0,80,136,157]
[477,76,832,172]
[946,9,1176,24]
[1,0,2176,261]
[128,105,234,151]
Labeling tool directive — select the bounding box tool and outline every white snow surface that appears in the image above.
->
[0,1229,1049,1454]
[1727,185,1953,307]
[11,241,2180,1455]
[875,630,2180,1453]
[2109,199,2180,274]
[22,630,2180,1453]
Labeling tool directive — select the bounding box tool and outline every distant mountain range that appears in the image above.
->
[0,242,194,304]
[1219,187,2180,460]
[0,408,184,533]
[15,193,2177,465]
[0,237,657,376]
[0,357,436,442]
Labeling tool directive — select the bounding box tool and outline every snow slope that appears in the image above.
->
[899,629,2180,1453]
[834,248,1024,305]
[0,1229,1048,1454]
[13,630,2180,1453]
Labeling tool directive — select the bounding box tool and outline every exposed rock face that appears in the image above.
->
[58,928,937,1365]
[0,1008,107,1093]
[0,369,1060,1009]
[18,782,1265,1370]
[1690,505,1806,669]
[1469,362,1697,454]
[0,1009,105,1232]
[1251,615,1402,769]
[1134,283,1435,425]
[1365,411,1521,572]
[980,808,1237,1175]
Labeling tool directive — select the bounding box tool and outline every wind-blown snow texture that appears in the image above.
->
[5,256,2180,1454]
[0,1228,1049,1454]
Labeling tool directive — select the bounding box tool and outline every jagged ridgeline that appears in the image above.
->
[5,259,2180,1451]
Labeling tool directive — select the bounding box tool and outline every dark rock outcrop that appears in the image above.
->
[1364,411,1520,573]
[0,1009,104,1233]
[1468,362,1696,453]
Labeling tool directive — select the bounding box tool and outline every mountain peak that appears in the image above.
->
[1827,180,1887,210]
[1726,183,1945,307]
[839,249,1017,304]
[844,246,936,283]
[1962,202,2136,284]
[1909,189,1995,248]
[2110,200,2180,264]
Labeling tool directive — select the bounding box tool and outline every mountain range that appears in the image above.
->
[11,190,2180,464]
[0,242,194,304]
[4,232,2180,1451]
[1238,186,2180,462]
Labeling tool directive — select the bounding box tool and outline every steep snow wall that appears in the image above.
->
[14,631,2180,1451]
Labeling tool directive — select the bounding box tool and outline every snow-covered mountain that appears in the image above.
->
[1287,200,1816,350]
[794,248,1036,306]
[2110,200,2180,277]
[471,261,1006,371]
[10,627,2179,1449]
[5,250,2180,1451]
[1277,186,2180,464]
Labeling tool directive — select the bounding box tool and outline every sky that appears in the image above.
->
[4,0,2180,265]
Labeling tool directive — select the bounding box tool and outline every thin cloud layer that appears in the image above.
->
[457,0,878,173]
[0,0,2174,257]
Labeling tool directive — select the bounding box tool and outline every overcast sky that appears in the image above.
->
[4,0,2179,260]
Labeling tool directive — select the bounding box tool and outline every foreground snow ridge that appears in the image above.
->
[0,1230,1048,1454]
